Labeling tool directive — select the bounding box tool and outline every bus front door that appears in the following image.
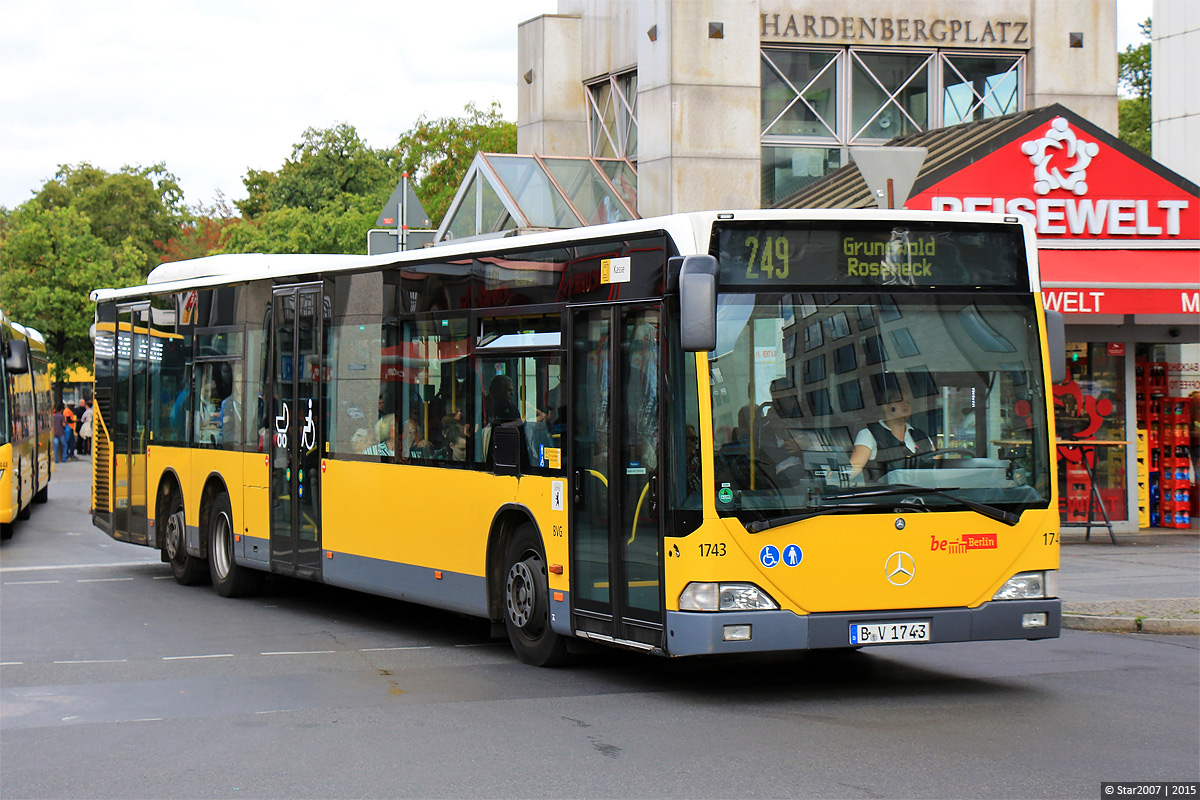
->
[569,305,665,651]
[268,285,326,580]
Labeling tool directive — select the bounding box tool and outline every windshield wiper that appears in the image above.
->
[745,485,1019,533]
[745,500,944,533]
[823,485,1020,526]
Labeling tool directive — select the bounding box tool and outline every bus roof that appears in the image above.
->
[91,209,1035,302]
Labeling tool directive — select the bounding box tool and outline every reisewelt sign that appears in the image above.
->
[908,112,1198,241]
[903,107,1199,316]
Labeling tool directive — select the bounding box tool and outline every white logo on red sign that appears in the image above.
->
[1020,117,1100,197]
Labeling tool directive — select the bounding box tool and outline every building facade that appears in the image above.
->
[1152,0,1200,185]
[517,0,1118,215]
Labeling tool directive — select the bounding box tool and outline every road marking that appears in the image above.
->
[152,576,173,580]
[455,642,507,648]
[78,577,134,583]
[54,659,128,664]
[162,654,233,661]
[261,650,337,656]
[359,646,432,652]
[123,718,163,723]
[3,580,61,585]
[1,662,24,666]
[255,709,296,715]
[0,561,161,574]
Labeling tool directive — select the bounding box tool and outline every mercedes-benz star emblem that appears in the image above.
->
[895,518,905,530]
[885,551,916,586]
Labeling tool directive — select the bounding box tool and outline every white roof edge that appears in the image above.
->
[92,209,1033,302]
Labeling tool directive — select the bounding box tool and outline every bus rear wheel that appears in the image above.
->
[207,491,261,598]
[162,488,207,586]
[502,524,568,667]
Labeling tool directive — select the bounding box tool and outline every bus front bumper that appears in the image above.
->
[664,599,1061,656]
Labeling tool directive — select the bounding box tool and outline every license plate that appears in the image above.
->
[849,621,930,645]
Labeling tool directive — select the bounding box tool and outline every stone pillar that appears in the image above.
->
[517,14,589,156]
[1027,0,1118,134]
[635,0,762,216]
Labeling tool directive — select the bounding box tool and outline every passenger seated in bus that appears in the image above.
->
[849,389,935,481]
[436,424,468,462]
[363,414,396,457]
[396,411,432,461]
[486,374,520,423]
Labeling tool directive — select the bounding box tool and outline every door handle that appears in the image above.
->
[574,469,584,505]
[649,474,658,514]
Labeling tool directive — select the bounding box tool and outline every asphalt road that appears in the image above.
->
[2,459,1198,799]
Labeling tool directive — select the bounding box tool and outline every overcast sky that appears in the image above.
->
[0,0,1154,212]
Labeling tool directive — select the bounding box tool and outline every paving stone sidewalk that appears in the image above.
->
[1059,530,1200,634]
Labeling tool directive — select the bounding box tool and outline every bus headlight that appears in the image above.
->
[992,570,1057,600]
[679,582,778,612]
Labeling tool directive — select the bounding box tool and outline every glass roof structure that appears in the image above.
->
[435,153,638,243]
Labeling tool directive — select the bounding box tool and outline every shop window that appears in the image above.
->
[1055,342,1127,522]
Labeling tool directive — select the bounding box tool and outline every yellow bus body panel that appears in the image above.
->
[664,507,1060,614]
[321,461,569,589]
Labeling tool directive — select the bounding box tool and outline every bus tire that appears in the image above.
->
[207,491,261,598]
[162,488,207,586]
[502,524,569,667]
[1,523,13,540]
[34,485,48,503]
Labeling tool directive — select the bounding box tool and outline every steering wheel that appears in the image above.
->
[908,448,975,466]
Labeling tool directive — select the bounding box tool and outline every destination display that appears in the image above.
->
[712,221,1028,289]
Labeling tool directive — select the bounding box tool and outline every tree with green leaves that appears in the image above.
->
[32,163,188,272]
[395,101,516,227]
[235,123,400,220]
[1118,18,1151,155]
[0,204,145,398]
[223,123,401,255]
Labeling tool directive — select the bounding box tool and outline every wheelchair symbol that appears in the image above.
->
[759,544,780,568]
[301,399,316,452]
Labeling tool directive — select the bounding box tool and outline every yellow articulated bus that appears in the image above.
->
[1,310,53,539]
[90,210,1065,665]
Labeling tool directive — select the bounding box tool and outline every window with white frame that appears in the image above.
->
[761,46,1024,205]
[587,70,638,162]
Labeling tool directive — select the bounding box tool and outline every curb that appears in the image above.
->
[1063,614,1200,635]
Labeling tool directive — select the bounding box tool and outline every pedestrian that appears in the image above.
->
[63,403,77,459]
[79,400,94,457]
[52,403,68,463]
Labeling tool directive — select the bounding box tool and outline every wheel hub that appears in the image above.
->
[506,559,536,628]
[165,510,185,560]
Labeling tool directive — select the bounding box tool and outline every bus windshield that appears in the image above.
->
[708,291,1051,521]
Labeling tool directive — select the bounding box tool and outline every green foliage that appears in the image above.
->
[395,101,517,227]
[236,123,400,219]
[32,163,187,272]
[220,196,379,255]
[1117,18,1152,155]
[0,204,145,382]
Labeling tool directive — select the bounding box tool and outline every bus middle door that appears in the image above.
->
[268,284,326,580]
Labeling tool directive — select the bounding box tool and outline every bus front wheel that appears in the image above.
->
[207,491,262,598]
[162,488,207,586]
[502,524,568,667]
